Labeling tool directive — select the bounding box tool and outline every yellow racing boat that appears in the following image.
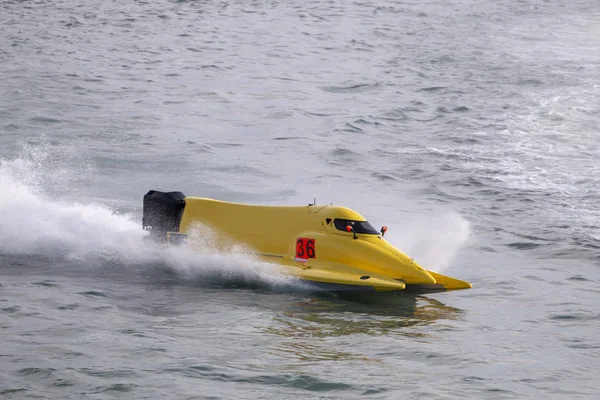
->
[142,191,472,293]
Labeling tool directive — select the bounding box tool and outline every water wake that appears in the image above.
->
[0,151,300,291]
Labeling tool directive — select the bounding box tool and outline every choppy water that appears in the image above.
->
[1,0,599,398]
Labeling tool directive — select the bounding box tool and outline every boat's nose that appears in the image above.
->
[382,246,437,284]
[400,265,436,285]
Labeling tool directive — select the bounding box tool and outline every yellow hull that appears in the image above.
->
[143,191,472,293]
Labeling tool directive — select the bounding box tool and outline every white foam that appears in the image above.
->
[382,212,471,273]
[0,152,299,290]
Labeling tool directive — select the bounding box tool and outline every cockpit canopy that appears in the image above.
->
[332,218,379,235]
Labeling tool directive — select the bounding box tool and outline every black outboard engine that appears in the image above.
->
[142,190,186,242]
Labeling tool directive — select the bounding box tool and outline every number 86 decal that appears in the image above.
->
[296,238,316,261]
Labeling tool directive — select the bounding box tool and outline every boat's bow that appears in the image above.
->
[277,258,406,292]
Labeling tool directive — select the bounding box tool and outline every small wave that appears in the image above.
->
[378,108,409,121]
[90,383,137,393]
[329,148,358,158]
[321,82,379,94]
[211,142,244,148]
[419,86,447,92]
[78,291,108,298]
[353,118,382,126]
[567,343,600,349]
[33,280,59,287]
[300,110,339,117]
[17,367,56,378]
[567,275,589,282]
[505,242,543,250]
[205,163,274,177]
[455,176,486,187]
[117,328,147,338]
[79,368,138,378]
[0,389,26,395]
[371,172,397,182]
[462,376,487,382]
[183,141,212,152]
[52,379,74,387]
[517,78,544,86]
[57,304,79,310]
[166,365,353,391]
[549,313,599,321]
[272,136,303,141]
[29,116,62,123]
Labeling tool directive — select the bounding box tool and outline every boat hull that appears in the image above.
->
[142,191,472,293]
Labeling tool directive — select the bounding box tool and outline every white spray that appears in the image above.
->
[0,150,299,290]
[382,213,471,273]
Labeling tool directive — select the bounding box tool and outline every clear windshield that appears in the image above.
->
[333,219,379,235]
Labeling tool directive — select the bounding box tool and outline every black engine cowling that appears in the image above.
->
[142,190,186,242]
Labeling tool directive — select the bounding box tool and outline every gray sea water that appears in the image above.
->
[1,0,599,398]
